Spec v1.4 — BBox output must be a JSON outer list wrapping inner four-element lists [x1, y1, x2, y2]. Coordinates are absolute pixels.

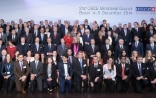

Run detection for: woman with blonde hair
[[142, 50, 155, 67], [130, 50, 138, 64]]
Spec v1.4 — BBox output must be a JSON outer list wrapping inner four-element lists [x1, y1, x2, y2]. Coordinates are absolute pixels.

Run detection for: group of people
[[0, 18, 156, 94]]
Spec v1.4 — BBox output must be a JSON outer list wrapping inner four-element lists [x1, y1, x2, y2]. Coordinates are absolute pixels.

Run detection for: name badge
[[97, 69, 101, 71], [23, 66, 26, 68], [7, 72, 10, 74]]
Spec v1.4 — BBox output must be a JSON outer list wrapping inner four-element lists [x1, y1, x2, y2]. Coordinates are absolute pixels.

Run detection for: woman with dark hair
[[103, 57, 116, 93], [43, 56, 57, 93], [117, 49, 130, 64], [24, 50, 34, 64], [103, 49, 113, 64], [1, 54, 14, 93]]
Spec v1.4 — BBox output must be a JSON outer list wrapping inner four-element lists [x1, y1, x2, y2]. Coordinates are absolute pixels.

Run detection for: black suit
[[132, 63, 148, 92], [131, 42, 144, 56], [114, 45, 127, 60], [146, 30, 156, 44], [43, 64, 57, 90], [44, 44, 56, 56], [31, 43, 43, 54], [146, 43, 156, 56], [120, 29, 132, 46], [131, 28, 142, 42], [51, 32, 61, 45], [87, 45, 99, 59], [39, 33, 47, 45], [23, 33, 33, 45], [116, 63, 131, 92], [73, 58, 88, 92], [17, 43, 30, 56], [147, 65, 156, 91], [89, 64, 103, 92], [8, 34, 19, 45], [101, 44, 113, 58]]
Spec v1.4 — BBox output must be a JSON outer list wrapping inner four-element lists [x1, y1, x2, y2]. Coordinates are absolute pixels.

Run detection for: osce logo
[[136, 7, 155, 11]]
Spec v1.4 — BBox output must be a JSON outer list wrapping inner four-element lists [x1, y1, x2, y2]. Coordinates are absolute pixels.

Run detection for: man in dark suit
[[114, 39, 127, 61], [38, 21, 45, 30], [105, 23, 112, 32], [73, 51, 88, 93], [17, 37, 30, 56], [57, 19, 65, 38], [116, 56, 131, 93], [0, 27, 7, 46], [67, 49, 76, 66], [0, 39, 6, 57], [31, 37, 43, 55], [39, 27, 47, 45], [8, 29, 19, 45], [31, 25, 40, 42], [116, 23, 123, 35], [57, 38, 68, 59], [112, 31, 122, 48], [14, 54, 30, 94], [51, 26, 61, 46], [44, 38, 56, 56], [146, 25, 155, 44], [89, 56, 103, 93], [101, 39, 113, 58], [87, 39, 99, 61], [147, 60, 156, 92], [30, 53, 43, 93], [131, 36, 144, 56], [83, 19, 91, 31], [131, 55, 148, 93], [131, 22, 142, 42], [58, 54, 73, 93], [146, 37, 156, 57], [23, 27, 33, 45]]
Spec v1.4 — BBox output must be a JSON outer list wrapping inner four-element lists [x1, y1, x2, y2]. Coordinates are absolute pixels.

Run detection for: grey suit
[[1, 33, 7, 46], [30, 60, 43, 91], [57, 44, 68, 57]]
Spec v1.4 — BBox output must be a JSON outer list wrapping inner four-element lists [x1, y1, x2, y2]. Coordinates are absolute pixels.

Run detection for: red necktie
[[122, 64, 125, 77]]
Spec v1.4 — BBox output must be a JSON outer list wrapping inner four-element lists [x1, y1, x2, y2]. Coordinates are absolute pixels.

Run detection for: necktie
[[62, 45, 64, 50], [35, 61, 38, 69], [79, 59, 82, 68], [36, 44, 38, 51], [122, 64, 125, 77], [48, 44, 51, 51], [138, 64, 142, 76], [20, 62, 23, 71]]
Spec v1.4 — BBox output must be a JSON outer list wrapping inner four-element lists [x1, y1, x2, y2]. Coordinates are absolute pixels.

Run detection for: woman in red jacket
[[64, 32, 73, 48], [6, 40, 16, 59]]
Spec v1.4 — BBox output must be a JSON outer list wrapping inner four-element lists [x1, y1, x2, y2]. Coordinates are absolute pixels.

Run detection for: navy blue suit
[[44, 44, 56, 55], [58, 62, 73, 93], [131, 42, 144, 56], [31, 43, 43, 54], [146, 43, 156, 55], [17, 43, 30, 56]]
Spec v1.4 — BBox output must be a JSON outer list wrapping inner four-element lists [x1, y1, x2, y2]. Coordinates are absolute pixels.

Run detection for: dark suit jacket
[[87, 45, 99, 57], [89, 64, 103, 82], [146, 43, 156, 55], [23, 33, 33, 44], [146, 30, 156, 43], [132, 62, 148, 79], [44, 44, 56, 55], [131, 42, 144, 56], [116, 63, 131, 80], [82, 34, 94, 45], [114, 45, 127, 60], [1, 62, 14, 80], [147, 66, 156, 81], [57, 44, 68, 57], [0, 45, 6, 57], [30, 61, 43, 78], [8, 34, 19, 45], [14, 60, 30, 80], [100, 44, 113, 57], [58, 62, 73, 81], [112, 35, 122, 48], [73, 59, 88, 82], [131, 28, 142, 42], [120, 29, 132, 45], [51, 32, 61, 45], [31, 43, 43, 54], [17, 43, 30, 56], [39, 33, 47, 45], [43, 64, 57, 80]]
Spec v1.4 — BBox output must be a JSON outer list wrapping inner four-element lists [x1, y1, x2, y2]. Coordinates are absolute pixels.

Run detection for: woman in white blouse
[[103, 57, 116, 93]]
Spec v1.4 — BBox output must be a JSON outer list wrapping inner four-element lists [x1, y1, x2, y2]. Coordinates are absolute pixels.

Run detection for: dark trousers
[[116, 78, 129, 92], [104, 79, 115, 93], [0, 75, 3, 90], [59, 79, 72, 93], [90, 82, 102, 93], [74, 79, 88, 93], [43, 79, 56, 90], [29, 78, 42, 92], [3, 79, 14, 92], [134, 79, 148, 92]]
